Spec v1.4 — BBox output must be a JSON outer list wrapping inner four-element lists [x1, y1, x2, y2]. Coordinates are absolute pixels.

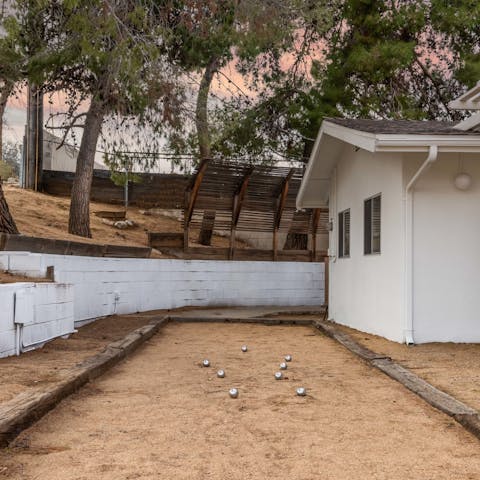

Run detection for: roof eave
[[375, 134, 480, 152]]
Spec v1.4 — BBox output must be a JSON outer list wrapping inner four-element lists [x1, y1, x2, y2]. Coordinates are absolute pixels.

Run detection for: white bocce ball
[[241, 345, 248, 352], [229, 388, 239, 398], [202, 359, 210, 367], [284, 355, 292, 362], [296, 387, 307, 396], [274, 371, 283, 380], [217, 369, 225, 378], [279, 362, 287, 370]]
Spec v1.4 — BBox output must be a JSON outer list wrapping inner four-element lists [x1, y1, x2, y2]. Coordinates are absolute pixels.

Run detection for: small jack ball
[[241, 345, 248, 352], [217, 369, 225, 378], [296, 387, 307, 396], [275, 371, 283, 380], [285, 355, 292, 362], [202, 359, 210, 367], [279, 362, 287, 370], [229, 388, 239, 398]]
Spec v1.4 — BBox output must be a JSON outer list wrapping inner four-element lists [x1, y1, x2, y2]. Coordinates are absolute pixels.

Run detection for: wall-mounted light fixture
[[454, 172, 472, 191]]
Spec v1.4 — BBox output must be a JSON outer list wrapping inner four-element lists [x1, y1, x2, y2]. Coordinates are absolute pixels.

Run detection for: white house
[[43, 130, 106, 172], [297, 83, 480, 344]]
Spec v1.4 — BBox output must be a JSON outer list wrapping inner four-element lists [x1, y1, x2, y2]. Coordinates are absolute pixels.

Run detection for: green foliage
[[214, 0, 480, 162], [1, 141, 21, 177], [0, 161, 12, 180], [104, 152, 142, 187]]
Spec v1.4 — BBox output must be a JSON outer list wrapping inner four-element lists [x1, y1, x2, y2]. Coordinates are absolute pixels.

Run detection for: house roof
[[325, 118, 480, 136], [296, 117, 480, 209]]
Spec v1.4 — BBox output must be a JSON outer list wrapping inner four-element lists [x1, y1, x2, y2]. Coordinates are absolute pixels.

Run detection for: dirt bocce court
[[1, 321, 479, 480]]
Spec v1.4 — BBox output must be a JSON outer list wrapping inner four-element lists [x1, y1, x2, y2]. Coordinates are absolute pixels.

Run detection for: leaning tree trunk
[[0, 181, 19, 234], [196, 55, 219, 246], [68, 98, 105, 237]]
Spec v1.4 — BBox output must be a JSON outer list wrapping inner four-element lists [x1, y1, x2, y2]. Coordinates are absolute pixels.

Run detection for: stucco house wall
[[409, 153, 480, 342], [329, 148, 405, 342]]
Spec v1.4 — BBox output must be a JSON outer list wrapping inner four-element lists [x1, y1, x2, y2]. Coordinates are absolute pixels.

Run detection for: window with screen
[[364, 194, 381, 254], [338, 209, 350, 258]]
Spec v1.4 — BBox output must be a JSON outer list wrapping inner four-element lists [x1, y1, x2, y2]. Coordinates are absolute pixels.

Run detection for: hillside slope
[[3, 185, 234, 257]]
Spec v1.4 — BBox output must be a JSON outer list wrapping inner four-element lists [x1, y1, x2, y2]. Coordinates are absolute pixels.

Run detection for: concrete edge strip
[[312, 319, 480, 441], [0, 315, 169, 448]]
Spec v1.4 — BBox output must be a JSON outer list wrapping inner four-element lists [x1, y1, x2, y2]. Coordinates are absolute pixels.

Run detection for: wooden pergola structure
[[177, 159, 328, 261]]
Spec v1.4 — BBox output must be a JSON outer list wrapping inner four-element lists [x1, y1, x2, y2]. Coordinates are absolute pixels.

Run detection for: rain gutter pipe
[[404, 145, 438, 345]]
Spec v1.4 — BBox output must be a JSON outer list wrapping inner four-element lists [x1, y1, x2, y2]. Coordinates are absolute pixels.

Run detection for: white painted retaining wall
[[0, 282, 74, 358], [0, 251, 324, 325]]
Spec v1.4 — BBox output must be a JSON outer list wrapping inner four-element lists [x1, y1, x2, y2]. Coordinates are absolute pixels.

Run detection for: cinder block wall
[[0, 282, 74, 358], [0, 252, 324, 357], [0, 252, 324, 323]]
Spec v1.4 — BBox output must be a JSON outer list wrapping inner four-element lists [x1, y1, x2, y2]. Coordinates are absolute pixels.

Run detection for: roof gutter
[[404, 145, 438, 345]]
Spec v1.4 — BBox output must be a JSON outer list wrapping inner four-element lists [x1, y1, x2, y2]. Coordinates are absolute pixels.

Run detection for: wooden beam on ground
[[230, 167, 254, 259], [273, 168, 295, 261]]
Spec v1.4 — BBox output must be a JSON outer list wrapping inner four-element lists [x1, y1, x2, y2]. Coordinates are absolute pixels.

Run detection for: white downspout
[[328, 167, 337, 316], [404, 145, 438, 345]]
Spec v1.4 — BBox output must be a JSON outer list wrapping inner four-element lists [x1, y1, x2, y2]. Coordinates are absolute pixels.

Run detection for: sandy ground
[[0, 311, 168, 404], [334, 322, 480, 413], [1, 322, 479, 479], [0, 271, 51, 283], [3, 185, 240, 257]]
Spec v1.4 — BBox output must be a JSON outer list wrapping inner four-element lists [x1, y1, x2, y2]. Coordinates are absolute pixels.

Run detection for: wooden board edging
[[0, 316, 168, 448], [312, 319, 480, 441]]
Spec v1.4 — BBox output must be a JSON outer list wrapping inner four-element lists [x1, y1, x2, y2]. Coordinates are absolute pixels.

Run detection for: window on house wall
[[364, 194, 381, 254], [338, 209, 350, 258]]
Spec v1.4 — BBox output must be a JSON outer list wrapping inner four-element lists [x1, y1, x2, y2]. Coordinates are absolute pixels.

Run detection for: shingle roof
[[325, 118, 480, 136]]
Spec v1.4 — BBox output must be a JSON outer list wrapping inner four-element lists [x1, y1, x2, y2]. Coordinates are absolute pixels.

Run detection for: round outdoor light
[[284, 355, 292, 362], [202, 359, 210, 367], [217, 369, 225, 378], [275, 371, 283, 380], [279, 362, 287, 370], [454, 172, 472, 191], [241, 345, 248, 352], [229, 388, 239, 398], [296, 387, 307, 396]]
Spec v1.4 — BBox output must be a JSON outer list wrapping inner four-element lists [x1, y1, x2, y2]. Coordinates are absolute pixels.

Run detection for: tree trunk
[[0, 82, 13, 163], [196, 55, 219, 159], [284, 210, 309, 250], [0, 180, 19, 234], [195, 56, 219, 246], [197, 210, 215, 245], [68, 98, 105, 237], [284, 232, 308, 250]]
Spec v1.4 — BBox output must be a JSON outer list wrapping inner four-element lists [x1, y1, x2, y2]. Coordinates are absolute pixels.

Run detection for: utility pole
[[24, 83, 43, 190]]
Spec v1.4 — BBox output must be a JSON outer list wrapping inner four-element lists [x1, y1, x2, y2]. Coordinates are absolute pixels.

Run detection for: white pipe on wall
[[404, 145, 438, 344]]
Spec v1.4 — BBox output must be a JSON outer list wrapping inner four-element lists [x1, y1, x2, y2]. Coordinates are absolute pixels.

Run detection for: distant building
[[43, 130, 106, 172]]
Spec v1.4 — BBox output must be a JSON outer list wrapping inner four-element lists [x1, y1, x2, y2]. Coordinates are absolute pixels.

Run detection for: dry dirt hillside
[[2, 185, 234, 258]]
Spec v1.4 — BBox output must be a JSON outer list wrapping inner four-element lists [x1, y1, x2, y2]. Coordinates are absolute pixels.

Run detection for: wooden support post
[[324, 255, 329, 307], [229, 167, 253, 260], [273, 168, 295, 262], [272, 229, 278, 261], [183, 190, 190, 251], [311, 208, 321, 262], [184, 159, 209, 251]]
